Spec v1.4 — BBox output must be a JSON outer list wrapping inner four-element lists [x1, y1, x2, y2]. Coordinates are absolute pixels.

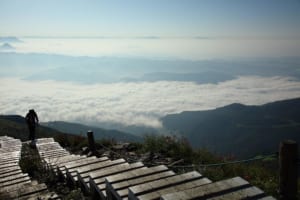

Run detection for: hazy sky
[[1, 0, 300, 38]]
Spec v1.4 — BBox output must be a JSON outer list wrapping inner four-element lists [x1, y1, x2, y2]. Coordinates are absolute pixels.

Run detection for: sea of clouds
[[1, 76, 300, 128]]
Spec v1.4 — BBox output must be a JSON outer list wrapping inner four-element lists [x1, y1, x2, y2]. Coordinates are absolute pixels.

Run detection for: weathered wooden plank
[[0, 175, 31, 188], [35, 138, 55, 144], [0, 141, 21, 146], [128, 171, 203, 200], [17, 191, 61, 200], [258, 196, 277, 200], [89, 162, 145, 199], [0, 143, 21, 148], [0, 162, 19, 170], [0, 147, 22, 153], [206, 186, 267, 200], [0, 151, 21, 158], [47, 155, 87, 173], [107, 170, 176, 200], [0, 173, 30, 184], [0, 181, 34, 193], [59, 156, 106, 172], [67, 159, 126, 184], [160, 177, 251, 200], [0, 159, 19, 165], [0, 159, 20, 165], [76, 159, 126, 183], [46, 155, 84, 166], [40, 151, 70, 158], [58, 156, 108, 179], [38, 148, 68, 155], [39, 150, 70, 158], [0, 166, 21, 175], [0, 181, 31, 194], [77, 160, 131, 194], [39, 149, 69, 156], [0, 152, 20, 157], [0, 183, 47, 199], [0, 169, 22, 179], [37, 144, 62, 152], [39, 153, 70, 161], [136, 177, 212, 200], [107, 165, 169, 184], [67, 159, 125, 185]]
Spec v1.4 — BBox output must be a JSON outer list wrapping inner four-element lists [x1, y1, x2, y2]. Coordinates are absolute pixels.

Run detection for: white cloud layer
[[0, 76, 300, 128]]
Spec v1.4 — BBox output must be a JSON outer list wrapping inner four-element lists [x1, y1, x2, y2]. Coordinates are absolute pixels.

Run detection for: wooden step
[[0, 173, 30, 184], [17, 191, 61, 200], [0, 162, 19, 170], [205, 186, 274, 200], [35, 138, 55, 144], [67, 159, 126, 185], [0, 166, 22, 175], [77, 160, 132, 193], [58, 156, 108, 178], [0, 183, 47, 199], [0, 169, 23, 179], [89, 162, 144, 199], [75, 159, 127, 187], [46, 155, 84, 166], [0, 175, 31, 188], [128, 171, 208, 200], [105, 166, 175, 200], [160, 177, 252, 200]]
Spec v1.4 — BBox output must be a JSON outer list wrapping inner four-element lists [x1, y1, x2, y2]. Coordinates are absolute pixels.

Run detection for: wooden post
[[87, 130, 96, 155], [279, 140, 298, 200]]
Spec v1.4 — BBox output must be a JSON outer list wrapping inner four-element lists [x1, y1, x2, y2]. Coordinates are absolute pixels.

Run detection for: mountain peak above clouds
[[0, 36, 22, 43], [0, 43, 15, 50]]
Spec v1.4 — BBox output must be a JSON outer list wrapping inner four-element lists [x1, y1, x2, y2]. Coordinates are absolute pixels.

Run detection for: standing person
[[25, 109, 39, 143]]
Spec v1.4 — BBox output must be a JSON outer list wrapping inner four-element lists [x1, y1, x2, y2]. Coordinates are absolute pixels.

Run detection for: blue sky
[[1, 0, 300, 37]]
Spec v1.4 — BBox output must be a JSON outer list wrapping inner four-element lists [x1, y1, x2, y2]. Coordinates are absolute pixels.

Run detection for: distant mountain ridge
[[162, 98, 300, 158], [0, 43, 15, 51], [42, 121, 141, 142], [0, 115, 141, 142], [0, 115, 66, 141], [0, 36, 22, 43], [1, 52, 300, 84]]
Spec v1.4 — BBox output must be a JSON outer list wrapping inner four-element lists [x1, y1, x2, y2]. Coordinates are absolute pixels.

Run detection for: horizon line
[[1, 35, 300, 40]]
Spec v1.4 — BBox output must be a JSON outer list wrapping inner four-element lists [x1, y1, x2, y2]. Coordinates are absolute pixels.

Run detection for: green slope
[[0, 115, 66, 141], [42, 121, 141, 142], [0, 115, 141, 142]]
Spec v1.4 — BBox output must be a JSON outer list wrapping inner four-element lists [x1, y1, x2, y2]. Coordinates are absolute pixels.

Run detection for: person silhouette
[[25, 109, 39, 143]]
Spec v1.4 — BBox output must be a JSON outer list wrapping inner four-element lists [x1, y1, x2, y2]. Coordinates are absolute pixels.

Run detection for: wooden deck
[[0, 136, 276, 200], [0, 136, 60, 200]]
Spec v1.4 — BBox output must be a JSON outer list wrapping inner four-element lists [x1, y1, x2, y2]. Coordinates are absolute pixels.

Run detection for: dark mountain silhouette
[[42, 121, 141, 142], [162, 98, 300, 158], [0, 36, 22, 43], [0, 115, 66, 141], [0, 115, 141, 142], [0, 43, 15, 50]]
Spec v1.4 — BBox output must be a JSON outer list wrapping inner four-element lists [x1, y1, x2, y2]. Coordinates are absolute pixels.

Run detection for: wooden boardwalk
[[33, 137, 276, 200], [0, 136, 60, 200]]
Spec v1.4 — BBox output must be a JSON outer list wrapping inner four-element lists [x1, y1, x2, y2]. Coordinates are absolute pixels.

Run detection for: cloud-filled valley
[[0, 39, 300, 133], [1, 76, 300, 130]]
